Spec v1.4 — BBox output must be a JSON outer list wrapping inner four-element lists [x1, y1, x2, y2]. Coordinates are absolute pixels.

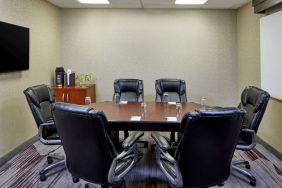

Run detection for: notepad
[[168, 102, 176, 105], [119, 101, 128, 104], [166, 117, 177, 121], [130, 116, 141, 121]]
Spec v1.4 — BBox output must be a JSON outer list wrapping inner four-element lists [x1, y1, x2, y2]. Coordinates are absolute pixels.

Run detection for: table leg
[[170, 131, 176, 142], [109, 130, 120, 146]]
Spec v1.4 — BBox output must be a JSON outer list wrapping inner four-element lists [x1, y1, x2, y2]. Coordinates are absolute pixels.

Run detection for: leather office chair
[[152, 107, 245, 188], [155, 79, 187, 103], [113, 79, 148, 147], [23, 85, 65, 181], [52, 102, 144, 188], [232, 86, 270, 186], [155, 79, 187, 142], [113, 79, 144, 103]]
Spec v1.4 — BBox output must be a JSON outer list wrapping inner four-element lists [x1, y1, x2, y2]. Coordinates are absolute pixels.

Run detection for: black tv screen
[[0, 21, 29, 73]]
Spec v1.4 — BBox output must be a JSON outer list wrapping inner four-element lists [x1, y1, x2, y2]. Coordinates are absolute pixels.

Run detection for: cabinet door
[[67, 89, 86, 105], [85, 85, 96, 103], [53, 88, 67, 102]]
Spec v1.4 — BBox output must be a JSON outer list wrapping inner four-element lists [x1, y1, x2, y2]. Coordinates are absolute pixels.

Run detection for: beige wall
[[2, 0, 280, 159], [0, 0, 61, 157], [237, 3, 282, 153], [61, 9, 238, 106]]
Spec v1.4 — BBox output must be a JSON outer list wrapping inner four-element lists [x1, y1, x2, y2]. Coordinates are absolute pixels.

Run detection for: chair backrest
[[23, 84, 55, 127], [175, 107, 245, 187], [52, 103, 117, 185], [113, 79, 144, 102], [155, 79, 187, 102], [239, 86, 270, 133]]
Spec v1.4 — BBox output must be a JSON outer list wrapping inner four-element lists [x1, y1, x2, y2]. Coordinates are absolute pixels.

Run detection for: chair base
[[85, 179, 125, 188], [232, 163, 256, 186], [73, 176, 80, 183], [39, 159, 65, 181], [233, 160, 251, 169]]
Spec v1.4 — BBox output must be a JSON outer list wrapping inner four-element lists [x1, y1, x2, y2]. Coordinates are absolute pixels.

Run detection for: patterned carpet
[[0, 133, 281, 188]]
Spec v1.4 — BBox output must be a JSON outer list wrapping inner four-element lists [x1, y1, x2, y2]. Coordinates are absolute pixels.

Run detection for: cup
[[113, 93, 120, 104], [200, 96, 206, 110], [176, 103, 182, 118], [85, 96, 92, 105], [141, 102, 147, 118], [163, 93, 169, 103]]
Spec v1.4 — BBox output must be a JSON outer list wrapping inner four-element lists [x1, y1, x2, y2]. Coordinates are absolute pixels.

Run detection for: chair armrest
[[116, 131, 144, 160], [152, 133, 183, 187], [40, 121, 55, 126], [108, 132, 143, 184], [236, 128, 256, 150], [160, 150, 176, 164], [151, 132, 170, 150], [159, 154, 183, 187], [122, 131, 144, 149], [38, 122, 61, 145]]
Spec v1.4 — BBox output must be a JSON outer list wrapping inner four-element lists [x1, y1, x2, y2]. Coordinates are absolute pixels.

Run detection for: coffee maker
[[55, 67, 65, 87]]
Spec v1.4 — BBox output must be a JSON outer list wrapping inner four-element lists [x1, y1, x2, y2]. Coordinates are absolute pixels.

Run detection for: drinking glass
[[176, 103, 182, 118], [163, 93, 169, 103], [113, 93, 120, 104], [200, 96, 206, 110], [85, 96, 92, 105], [163, 94, 169, 117], [140, 102, 147, 118]]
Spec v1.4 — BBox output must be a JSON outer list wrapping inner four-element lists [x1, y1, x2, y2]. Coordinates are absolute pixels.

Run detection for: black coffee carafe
[[55, 67, 65, 87]]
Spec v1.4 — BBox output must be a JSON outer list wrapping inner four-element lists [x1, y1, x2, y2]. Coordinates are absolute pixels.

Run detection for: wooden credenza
[[52, 84, 96, 105]]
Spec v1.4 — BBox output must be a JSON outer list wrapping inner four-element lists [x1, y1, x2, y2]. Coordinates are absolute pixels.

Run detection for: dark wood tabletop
[[90, 101, 200, 132]]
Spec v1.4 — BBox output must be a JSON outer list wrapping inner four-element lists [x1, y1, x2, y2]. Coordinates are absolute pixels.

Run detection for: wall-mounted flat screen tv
[[0, 21, 29, 73]]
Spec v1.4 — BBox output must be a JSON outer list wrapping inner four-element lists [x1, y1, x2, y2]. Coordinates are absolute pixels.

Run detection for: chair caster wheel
[[47, 158, 53, 164], [218, 183, 224, 187], [72, 176, 79, 183], [40, 174, 47, 181], [47, 156, 53, 164], [250, 180, 256, 186], [246, 164, 251, 169]]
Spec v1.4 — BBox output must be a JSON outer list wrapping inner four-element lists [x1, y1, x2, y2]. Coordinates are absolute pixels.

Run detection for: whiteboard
[[260, 10, 282, 100]]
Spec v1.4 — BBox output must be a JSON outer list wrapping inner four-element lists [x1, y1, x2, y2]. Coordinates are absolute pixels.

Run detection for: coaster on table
[[166, 117, 177, 122], [131, 116, 141, 121], [119, 101, 128, 104], [168, 102, 176, 105]]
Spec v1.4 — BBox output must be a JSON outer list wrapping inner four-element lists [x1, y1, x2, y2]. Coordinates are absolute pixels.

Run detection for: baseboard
[[0, 135, 38, 167], [257, 136, 282, 160]]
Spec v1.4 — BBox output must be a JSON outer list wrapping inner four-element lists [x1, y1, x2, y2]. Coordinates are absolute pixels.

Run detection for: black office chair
[[23, 85, 65, 181], [152, 107, 245, 188], [155, 79, 187, 103], [113, 79, 148, 148], [113, 79, 144, 103], [52, 102, 144, 188], [232, 86, 270, 186], [155, 79, 187, 142]]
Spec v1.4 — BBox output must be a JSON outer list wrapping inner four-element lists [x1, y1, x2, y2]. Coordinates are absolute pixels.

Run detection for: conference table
[[90, 101, 201, 132]]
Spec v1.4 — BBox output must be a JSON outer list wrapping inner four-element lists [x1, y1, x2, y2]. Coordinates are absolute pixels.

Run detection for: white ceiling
[[47, 0, 251, 9]]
